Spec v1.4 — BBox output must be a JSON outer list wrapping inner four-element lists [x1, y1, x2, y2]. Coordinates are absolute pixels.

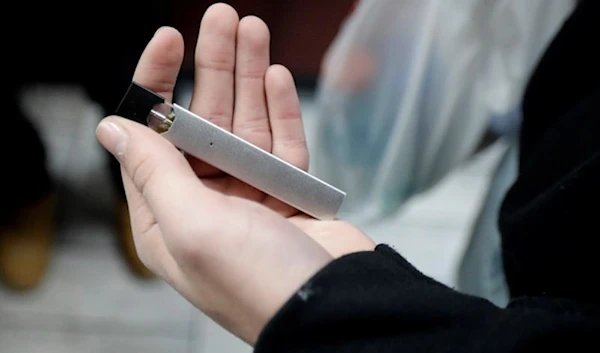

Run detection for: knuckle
[[235, 118, 271, 135], [129, 153, 160, 198], [198, 55, 235, 73], [145, 68, 176, 96], [277, 111, 302, 121], [277, 136, 308, 151], [203, 111, 232, 128], [236, 68, 265, 80]]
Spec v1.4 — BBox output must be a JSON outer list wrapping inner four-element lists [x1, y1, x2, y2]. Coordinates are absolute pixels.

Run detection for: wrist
[[248, 249, 333, 344]]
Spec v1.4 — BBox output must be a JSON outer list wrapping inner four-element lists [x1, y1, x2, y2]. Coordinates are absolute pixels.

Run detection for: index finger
[[132, 26, 184, 102]]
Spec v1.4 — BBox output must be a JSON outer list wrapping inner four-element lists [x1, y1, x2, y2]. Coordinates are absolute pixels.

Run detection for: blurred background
[[0, 0, 573, 352]]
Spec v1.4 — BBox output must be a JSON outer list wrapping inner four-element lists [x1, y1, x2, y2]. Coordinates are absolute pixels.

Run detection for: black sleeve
[[254, 245, 599, 353]]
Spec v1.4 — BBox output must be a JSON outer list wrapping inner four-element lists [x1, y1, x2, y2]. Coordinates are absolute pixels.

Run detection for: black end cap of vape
[[115, 81, 166, 125]]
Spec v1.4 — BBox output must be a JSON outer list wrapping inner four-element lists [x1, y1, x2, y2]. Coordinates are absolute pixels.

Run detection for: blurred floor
[[0, 83, 506, 352]]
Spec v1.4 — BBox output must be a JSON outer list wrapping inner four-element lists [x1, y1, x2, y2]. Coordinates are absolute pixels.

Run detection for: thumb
[[96, 116, 220, 230]]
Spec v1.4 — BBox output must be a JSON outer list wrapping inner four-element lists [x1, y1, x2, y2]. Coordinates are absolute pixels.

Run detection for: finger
[[262, 65, 308, 215], [96, 116, 227, 241], [265, 65, 308, 169], [187, 3, 239, 176], [232, 16, 271, 152], [189, 2, 238, 128], [120, 171, 177, 280], [104, 26, 185, 280], [132, 26, 184, 101]]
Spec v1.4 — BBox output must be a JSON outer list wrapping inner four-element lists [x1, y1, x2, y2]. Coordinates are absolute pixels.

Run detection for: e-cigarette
[[115, 81, 345, 220]]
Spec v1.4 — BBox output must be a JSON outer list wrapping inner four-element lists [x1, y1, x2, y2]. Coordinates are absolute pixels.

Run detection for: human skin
[[96, 3, 375, 345]]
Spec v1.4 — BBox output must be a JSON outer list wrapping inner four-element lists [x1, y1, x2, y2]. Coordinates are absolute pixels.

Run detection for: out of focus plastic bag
[[311, 0, 574, 223]]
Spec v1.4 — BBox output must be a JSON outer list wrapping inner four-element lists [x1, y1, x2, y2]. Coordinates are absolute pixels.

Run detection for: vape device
[[115, 81, 346, 220]]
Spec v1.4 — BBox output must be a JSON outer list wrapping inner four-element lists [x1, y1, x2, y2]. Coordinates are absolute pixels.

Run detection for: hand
[[96, 3, 375, 345]]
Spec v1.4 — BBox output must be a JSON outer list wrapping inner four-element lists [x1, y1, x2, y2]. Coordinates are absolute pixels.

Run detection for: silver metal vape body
[[116, 82, 346, 220], [161, 104, 345, 220]]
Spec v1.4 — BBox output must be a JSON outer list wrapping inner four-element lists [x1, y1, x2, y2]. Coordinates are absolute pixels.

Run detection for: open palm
[[136, 4, 373, 257]]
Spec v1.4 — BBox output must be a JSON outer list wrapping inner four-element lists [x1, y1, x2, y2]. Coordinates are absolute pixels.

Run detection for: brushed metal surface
[[161, 104, 345, 220]]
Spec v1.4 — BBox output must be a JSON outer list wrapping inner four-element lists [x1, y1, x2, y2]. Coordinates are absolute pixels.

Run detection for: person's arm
[[255, 244, 598, 353], [95, 2, 599, 349]]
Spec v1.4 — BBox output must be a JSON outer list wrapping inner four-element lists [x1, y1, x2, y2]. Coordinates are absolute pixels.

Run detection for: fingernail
[[96, 118, 128, 161], [154, 26, 168, 36]]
